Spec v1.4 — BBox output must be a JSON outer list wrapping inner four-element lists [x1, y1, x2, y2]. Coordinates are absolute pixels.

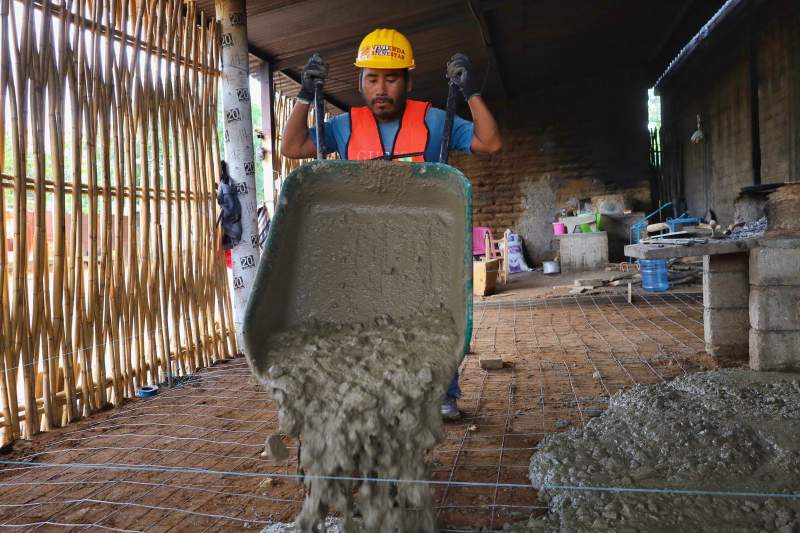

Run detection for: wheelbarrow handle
[[439, 80, 460, 164], [313, 79, 325, 161]]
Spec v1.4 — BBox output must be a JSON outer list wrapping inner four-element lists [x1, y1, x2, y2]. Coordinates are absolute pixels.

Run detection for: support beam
[[272, 42, 355, 71], [748, 21, 762, 185], [275, 67, 351, 112], [217, 0, 260, 352], [259, 61, 278, 218], [271, 6, 464, 72], [788, 6, 800, 181], [479, 0, 511, 12], [467, 0, 508, 98], [647, 0, 695, 66], [249, 44, 350, 111]]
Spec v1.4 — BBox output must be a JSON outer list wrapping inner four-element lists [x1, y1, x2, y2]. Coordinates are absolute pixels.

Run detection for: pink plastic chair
[[472, 226, 492, 258]]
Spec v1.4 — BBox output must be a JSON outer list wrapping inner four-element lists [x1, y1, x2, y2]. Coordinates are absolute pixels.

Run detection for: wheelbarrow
[[242, 78, 473, 377]]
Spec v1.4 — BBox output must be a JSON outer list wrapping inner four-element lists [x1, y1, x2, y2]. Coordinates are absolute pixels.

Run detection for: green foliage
[[648, 88, 661, 131]]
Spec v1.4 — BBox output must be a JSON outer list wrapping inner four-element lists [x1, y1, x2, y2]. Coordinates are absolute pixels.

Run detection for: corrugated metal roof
[[196, 0, 724, 109]]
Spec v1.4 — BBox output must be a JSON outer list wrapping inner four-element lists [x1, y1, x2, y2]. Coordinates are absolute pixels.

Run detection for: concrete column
[[217, 0, 259, 352], [749, 184, 800, 370], [703, 252, 749, 363], [749, 237, 800, 370], [557, 232, 609, 272]]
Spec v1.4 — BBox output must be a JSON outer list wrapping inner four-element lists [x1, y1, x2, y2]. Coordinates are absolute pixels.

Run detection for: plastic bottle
[[639, 259, 670, 292]]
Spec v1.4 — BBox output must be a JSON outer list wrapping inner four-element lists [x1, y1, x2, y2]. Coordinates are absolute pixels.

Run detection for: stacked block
[[703, 252, 750, 363], [749, 237, 800, 370]]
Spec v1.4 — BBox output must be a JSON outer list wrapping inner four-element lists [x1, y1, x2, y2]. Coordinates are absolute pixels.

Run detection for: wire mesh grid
[[0, 291, 707, 531]]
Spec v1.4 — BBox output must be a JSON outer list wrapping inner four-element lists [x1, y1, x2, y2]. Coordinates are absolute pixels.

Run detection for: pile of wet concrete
[[519, 369, 800, 532]]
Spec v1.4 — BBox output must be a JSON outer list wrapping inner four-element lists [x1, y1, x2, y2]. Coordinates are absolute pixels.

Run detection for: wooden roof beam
[[271, 3, 468, 72], [468, 0, 509, 98], [249, 44, 351, 111]]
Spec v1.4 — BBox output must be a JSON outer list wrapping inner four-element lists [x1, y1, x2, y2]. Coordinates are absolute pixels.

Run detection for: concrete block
[[479, 357, 504, 370], [703, 252, 749, 274], [704, 308, 749, 347], [750, 243, 800, 286], [558, 232, 609, 272], [749, 286, 800, 331], [749, 329, 800, 371], [703, 271, 749, 309]]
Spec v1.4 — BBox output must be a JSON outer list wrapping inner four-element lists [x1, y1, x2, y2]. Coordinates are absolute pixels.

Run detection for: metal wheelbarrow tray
[[243, 160, 473, 376]]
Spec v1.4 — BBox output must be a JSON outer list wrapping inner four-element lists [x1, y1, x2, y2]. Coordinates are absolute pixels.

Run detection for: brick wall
[[660, 0, 800, 225], [450, 69, 651, 264]]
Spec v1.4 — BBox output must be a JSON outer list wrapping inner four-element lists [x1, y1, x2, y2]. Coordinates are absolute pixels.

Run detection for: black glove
[[297, 53, 328, 104], [446, 53, 480, 100]]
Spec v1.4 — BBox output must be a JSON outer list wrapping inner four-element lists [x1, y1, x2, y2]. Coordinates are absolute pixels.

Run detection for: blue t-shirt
[[309, 106, 474, 162]]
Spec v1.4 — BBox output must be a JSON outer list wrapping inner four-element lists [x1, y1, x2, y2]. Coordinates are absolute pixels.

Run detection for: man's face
[[360, 68, 409, 121]]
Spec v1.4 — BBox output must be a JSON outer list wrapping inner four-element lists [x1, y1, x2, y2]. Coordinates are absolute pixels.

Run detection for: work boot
[[440, 396, 461, 421]]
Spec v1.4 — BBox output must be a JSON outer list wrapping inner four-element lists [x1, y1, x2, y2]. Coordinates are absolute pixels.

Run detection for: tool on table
[[629, 202, 673, 247], [639, 238, 708, 246], [664, 212, 703, 234]]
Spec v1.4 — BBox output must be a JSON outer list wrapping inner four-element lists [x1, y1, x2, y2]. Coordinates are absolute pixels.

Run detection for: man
[[281, 28, 502, 420]]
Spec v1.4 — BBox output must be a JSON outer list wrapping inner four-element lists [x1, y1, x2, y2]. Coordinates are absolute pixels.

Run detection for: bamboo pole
[[0, 0, 18, 444], [10, 0, 40, 438], [162, 0, 180, 378], [107, 0, 126, 405], [46, 0, 72, 425]]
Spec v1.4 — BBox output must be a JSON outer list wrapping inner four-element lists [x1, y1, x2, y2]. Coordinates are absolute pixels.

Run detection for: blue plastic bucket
[[639, 259, 670, 292]]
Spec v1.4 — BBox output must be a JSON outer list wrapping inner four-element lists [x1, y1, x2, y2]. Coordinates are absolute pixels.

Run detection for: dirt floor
[[481, 268, 625, 301], [0, 273, 713, 531]]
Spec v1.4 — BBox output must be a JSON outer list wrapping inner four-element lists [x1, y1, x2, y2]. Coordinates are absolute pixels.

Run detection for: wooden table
[[624, 237, 758, 260], [626, 237, 760, 365]]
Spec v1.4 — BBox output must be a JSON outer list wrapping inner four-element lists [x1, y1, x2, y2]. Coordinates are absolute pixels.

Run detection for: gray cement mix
[[243, 162, 470, 371], [252, 309, 460, 533], [521, 369, 800, 532], [262, 517, 344, 533]]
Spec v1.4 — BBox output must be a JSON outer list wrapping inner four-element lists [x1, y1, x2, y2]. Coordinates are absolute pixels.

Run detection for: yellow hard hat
[[354, 28, 415, 70]]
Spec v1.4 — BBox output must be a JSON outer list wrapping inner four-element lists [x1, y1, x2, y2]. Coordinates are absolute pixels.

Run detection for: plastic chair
[[472, 226, 492, 258]]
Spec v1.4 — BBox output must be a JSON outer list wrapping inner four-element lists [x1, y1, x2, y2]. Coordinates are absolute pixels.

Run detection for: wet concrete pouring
[[2, 288, 773, 532], [250, 309, 461, 532]]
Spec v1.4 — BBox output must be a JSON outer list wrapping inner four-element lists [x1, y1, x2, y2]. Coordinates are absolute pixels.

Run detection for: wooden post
[[259, 61, 277, 219], [216, 0, 260, 353], [789, 8, 800, 181]]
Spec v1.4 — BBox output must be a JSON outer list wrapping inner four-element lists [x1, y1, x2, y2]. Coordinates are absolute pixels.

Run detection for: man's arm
[[446, 53, 502, 155], [467, 95, 502, 154], [281, 102, 317, 159], [281, 53, 328, 160]]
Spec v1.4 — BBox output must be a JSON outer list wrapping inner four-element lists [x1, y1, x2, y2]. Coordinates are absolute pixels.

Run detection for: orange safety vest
[[347, 99, 431, 162]]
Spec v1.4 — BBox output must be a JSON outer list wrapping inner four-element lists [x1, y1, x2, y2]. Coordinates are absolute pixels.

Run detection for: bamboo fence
[[0, 0, 236, 444]]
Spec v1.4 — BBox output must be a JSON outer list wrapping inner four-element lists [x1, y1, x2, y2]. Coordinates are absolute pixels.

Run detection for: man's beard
[[369, 95, 406, 121]]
